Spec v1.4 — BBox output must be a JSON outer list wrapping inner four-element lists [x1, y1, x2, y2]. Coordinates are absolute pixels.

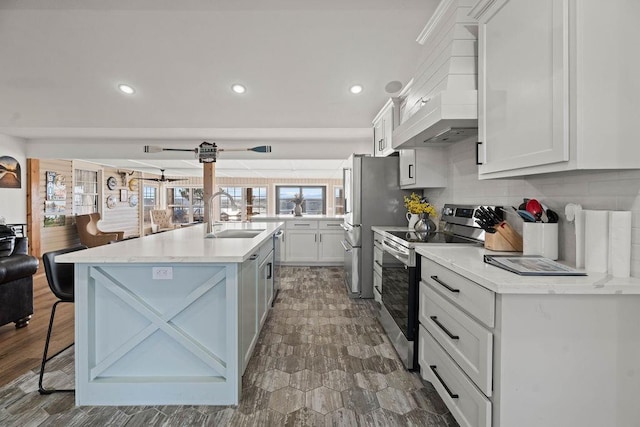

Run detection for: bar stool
[[38, 245, 87, 394]]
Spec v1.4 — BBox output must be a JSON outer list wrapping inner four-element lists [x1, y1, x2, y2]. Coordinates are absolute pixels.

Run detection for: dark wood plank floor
[[0, 267, 74, 387]]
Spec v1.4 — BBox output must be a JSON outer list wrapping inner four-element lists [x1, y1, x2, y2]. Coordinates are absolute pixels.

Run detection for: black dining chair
[[38, 245, 87, 395]]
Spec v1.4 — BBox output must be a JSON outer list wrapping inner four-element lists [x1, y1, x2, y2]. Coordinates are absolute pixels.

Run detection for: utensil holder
[[523, 222, 558, 260], [485, 221, 523, 252]]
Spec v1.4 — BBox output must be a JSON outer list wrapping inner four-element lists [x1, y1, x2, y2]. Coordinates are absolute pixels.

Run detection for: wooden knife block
[[484, 221, 523, 252]]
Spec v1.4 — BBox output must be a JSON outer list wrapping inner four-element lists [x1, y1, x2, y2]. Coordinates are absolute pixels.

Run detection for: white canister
[[522, 222, 559, 260]]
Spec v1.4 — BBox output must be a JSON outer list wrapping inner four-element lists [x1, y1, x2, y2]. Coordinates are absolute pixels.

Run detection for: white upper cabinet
[[472, 0, 640, 178], [399, 148, 448, 189], [372, 99, 395, 157]]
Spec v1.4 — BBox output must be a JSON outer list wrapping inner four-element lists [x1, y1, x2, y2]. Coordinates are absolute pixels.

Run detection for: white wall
[[424, 142, 640, 276], [0, 133, 27, 223]]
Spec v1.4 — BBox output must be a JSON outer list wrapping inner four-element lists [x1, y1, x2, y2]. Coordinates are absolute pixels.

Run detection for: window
[[74, 169, 98, 215], [334, 186, 344, 215], [167, 187, 204, 224], [219, 186, 267, 220], [142, 186, 157, 224], [276, 186, 326, 215]]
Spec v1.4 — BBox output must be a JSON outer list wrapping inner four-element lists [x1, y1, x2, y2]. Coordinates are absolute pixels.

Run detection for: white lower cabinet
[[420, 283, 493, 396], [419, 254, 640, 427], [240, 240, 275, 375], [318, 231, 343, 262], [239, 253, 258, 374], [283, 220, 343, 264], [285, 230, 318, 262], [258, 250, 274, 328], [419, 328, 491, 427]]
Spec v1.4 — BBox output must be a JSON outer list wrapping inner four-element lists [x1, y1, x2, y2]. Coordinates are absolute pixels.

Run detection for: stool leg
[[38, 300, 74, 394]]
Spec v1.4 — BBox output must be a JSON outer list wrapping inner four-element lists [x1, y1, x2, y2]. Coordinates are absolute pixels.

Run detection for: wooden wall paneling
[[100, 167, 141, 237], [38, 159, 78, 254]]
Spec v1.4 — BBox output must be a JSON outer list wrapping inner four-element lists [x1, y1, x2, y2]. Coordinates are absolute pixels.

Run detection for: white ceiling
[[0, 0, 439, 177]]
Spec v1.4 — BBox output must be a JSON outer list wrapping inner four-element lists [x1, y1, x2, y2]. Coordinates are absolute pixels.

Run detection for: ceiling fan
[[140, 169, 188, 183], [144, 141, 271, 163]]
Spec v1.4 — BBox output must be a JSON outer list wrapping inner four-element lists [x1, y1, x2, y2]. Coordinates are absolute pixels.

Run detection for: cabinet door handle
[[315, 234, 317, 242], [430, 316, 459, 340], [430, 275, 460, 293], [374, 260, 383, 268], [319, 234, 322, 242], [249, 253, 259, 260], [374, 285, 382, 295], [430, 365, 459, 399], [267, 262, 272, 279], [408, 164, 414, 179], [476, 141, 483, 165]]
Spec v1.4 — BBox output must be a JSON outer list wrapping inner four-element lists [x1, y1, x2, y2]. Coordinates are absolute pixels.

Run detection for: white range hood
[[392, 0, 478, 148]]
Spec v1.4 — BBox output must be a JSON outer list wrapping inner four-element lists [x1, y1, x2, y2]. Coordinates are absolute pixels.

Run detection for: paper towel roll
[[575, 208, 585, 268], [584, 210, 609, 273], [608, 211, 631, 278]]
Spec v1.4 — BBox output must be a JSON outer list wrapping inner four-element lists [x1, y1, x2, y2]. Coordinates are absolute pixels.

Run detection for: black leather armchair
[[0, 237, 39, 328]]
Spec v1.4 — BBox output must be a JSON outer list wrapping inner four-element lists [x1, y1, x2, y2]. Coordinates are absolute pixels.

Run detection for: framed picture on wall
[[0, 156, 21, 189], [120, 189, 128, 202]]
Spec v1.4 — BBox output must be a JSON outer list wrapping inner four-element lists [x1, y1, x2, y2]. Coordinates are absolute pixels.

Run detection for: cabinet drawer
[[373, 273, 382, 303], [286, 220, 318, 230], [421, 258, 495, 328], [419, 326, 491, 427], [373, 270, 382, 299], [319, 220, 343, 230], [420, 282, 493, 396], [373, 232, 384, 247], [373, 246, 383, 276]]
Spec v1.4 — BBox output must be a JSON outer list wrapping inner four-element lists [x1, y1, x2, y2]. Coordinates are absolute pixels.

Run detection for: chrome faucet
[[206, 191, 240, 235]]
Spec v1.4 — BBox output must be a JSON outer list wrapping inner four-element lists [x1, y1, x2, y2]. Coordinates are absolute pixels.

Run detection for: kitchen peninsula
[[56, 222, 282, 406]]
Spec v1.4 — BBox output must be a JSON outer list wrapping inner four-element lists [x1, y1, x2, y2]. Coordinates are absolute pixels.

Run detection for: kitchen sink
[[206, 229, 264, 239]]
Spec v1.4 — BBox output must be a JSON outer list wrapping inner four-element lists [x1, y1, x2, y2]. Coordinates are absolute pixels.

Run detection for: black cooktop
[[387, 230, 478, 244]]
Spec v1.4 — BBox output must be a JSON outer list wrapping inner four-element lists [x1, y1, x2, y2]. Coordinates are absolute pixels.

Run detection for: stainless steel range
[[376, 203, 500, 370]]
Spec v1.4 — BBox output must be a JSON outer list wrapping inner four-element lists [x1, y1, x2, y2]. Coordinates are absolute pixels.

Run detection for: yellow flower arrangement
[[404, 193, 436, 216]]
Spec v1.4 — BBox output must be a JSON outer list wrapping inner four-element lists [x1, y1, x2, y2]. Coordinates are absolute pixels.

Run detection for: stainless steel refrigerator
[[342, 154, 410, 298]]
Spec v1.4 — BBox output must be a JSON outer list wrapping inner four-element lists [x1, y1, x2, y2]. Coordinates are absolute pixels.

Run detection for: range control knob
[[441, 207, 454, 216]]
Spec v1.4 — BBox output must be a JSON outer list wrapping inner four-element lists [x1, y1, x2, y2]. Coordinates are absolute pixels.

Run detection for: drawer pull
[[374, 260, 383, 268], [374, 285, 382, 295], [430, 275, 460, 293], [430, 316, 459, 340], [430, 365, 459, 399]]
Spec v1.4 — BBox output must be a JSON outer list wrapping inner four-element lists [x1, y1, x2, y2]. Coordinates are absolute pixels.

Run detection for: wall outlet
[[152, 267, 173, 280]]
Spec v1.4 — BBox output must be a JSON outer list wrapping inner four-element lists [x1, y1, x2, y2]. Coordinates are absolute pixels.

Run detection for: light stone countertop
[[416, 245, 640, 295], [56, 222, 283, 264], [251, 215, 343, 221]]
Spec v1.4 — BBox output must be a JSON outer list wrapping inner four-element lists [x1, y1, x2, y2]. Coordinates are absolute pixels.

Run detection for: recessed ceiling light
[[231, 84, 246, 94], [349, 85, 363, 94], [118, 84, 135, 95]]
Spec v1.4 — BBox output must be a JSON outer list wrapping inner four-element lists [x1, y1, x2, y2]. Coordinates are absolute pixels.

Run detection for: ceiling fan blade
[[140, 177, 160, 182], [166, 178, 189, 182]]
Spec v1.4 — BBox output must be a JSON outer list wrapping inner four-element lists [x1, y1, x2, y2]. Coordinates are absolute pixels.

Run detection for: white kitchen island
[[56, 222, 282, 406]]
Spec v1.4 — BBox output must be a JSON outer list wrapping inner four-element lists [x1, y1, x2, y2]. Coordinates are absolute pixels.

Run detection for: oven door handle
[[382, 239, 410, 264]]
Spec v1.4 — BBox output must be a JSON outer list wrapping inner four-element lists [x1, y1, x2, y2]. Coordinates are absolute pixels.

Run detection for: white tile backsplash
[[423, 142, 640, 276]]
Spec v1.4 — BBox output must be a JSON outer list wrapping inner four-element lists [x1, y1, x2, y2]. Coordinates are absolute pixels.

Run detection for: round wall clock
[[129, 195, 139, 207], [106, 195, 117, 209], [128, 178, 139, 192], [106, 176, 117, 190]]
